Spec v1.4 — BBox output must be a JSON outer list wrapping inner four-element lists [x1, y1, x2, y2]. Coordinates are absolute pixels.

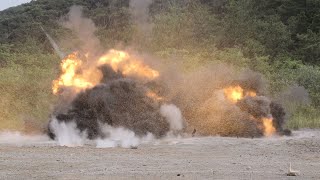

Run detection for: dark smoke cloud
[[232, 70, 267, 95], [237, 96, 271, 119], [270, 102, 286, 133]]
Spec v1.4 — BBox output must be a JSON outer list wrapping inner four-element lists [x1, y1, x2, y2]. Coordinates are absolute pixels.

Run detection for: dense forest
[[0, 0, 319, 130]]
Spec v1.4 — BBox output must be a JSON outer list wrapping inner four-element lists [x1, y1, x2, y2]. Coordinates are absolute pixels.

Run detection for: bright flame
[[223, 86, 258, 104], [52, 53, 97, 94], [262, 117, 276, 137], [98, 49, 159, 80], [223, 86, 244, 103], [53, 50, 159, 95]]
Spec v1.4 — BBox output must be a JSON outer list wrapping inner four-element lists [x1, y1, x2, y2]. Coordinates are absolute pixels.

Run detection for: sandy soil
[[0, 130, 319, 180]]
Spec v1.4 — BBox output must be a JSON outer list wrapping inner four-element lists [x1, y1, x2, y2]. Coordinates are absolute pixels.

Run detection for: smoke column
[[130, 0, 153, 31], [62, 5, 101, 54], [129, 0, 153, 46]]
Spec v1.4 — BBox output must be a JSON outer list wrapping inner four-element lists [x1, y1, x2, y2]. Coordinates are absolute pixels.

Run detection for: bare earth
[[0, 130, 319, 180]]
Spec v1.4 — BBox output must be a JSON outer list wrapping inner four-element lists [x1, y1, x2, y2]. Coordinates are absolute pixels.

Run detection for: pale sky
[[0, 0, 32, 11]]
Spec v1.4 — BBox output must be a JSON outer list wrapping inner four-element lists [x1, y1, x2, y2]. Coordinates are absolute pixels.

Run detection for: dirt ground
[[0, 130, 319, 180]]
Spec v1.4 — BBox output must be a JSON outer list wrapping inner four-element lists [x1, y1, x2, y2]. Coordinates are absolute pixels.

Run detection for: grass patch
[[0, 52, 59, 131], [287, 107, 320, 129]]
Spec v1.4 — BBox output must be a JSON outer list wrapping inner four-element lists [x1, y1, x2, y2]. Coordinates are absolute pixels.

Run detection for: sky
[[0, 0, 32, 11]]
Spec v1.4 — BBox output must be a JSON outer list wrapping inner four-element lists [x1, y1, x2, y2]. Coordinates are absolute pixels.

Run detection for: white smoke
[[97, 125, 139, 148], [49, 106, 185, 149], [0, 131, 50, 146], [160, 104, 185, 131], [96, 125, 154, 148], [49, 118, 87, 147], [49, 118, 156, 148]]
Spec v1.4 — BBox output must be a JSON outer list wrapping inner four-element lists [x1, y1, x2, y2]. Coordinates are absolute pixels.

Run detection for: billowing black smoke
[[47, 65, 171, 140], [231, 73, 291, 136], [236, 95, 291, 136]]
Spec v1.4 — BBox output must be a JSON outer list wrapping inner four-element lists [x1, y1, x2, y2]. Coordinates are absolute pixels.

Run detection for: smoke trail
[[130, 0, 153, 32], [40, 25, 65, 59], [130, 0, 153, 46]]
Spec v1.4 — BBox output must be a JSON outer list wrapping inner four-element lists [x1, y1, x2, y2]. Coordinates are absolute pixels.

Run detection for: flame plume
[[52, 50, 160, 95], [98, 49, 159, 80], [262, 117, 276, 137], [52, 52, 101, 94]]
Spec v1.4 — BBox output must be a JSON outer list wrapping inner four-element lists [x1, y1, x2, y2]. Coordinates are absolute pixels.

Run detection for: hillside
[[0, 0, 319, 130]]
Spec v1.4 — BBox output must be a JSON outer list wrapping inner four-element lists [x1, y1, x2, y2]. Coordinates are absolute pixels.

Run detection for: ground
[[0, 130, 319, 180]]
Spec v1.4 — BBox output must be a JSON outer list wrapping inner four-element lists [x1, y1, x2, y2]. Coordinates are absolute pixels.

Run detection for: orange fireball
[[52, 52, 97, 94], [52, 50, 160, 95], [223, 85, 244, 103], [98, 49, 159, 80]]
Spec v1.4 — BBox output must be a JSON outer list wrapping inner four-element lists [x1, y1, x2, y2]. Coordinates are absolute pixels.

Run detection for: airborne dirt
[[0, 130, 319, 179]]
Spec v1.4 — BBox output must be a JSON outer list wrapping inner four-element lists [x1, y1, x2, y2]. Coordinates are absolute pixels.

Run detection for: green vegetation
[[0, 42, 58, 130], [0, 0, 319, 130]]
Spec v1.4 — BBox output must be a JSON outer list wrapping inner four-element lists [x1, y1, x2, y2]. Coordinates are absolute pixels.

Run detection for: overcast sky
[[0, 0, 32, 11]]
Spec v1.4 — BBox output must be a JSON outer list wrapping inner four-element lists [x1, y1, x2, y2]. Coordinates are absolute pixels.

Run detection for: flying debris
[[40, 25, 65, 59]]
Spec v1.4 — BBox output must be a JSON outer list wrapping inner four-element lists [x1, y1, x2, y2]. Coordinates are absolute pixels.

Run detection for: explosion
[[47, 5, 181, 147], [46, 6, 291, 148], [223, 85, 276, 137], [48, 48, 185, 147]]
